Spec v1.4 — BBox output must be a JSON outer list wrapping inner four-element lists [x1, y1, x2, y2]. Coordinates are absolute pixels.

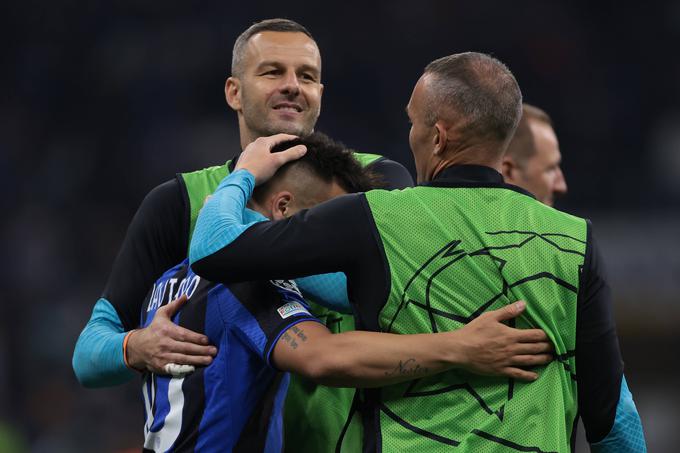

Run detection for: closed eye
[[259, 68, 282, 77]]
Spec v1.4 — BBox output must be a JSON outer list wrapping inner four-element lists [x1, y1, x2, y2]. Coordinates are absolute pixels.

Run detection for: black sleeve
[[367, 158, 414, 189], [576, 221, 624, 443], [102, 178, 189, 330], [192, 193, 377, 285]]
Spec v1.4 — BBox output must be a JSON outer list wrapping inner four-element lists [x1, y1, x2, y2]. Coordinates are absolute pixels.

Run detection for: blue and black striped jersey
[[140, 260, 319, 452]]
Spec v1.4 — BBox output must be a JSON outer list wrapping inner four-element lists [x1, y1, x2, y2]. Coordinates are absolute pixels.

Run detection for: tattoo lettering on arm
[[281, 332, 298, 349], [384, 358, 430, 377], [281, 326, 309, 350], [290, 325, 308, 342]]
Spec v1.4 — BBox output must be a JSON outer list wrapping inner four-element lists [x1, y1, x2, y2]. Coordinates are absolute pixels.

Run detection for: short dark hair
[[252, 132, 380, 205], [231, 19, 316, 76], [423, 52, 523, 149], [505, 104, 554, 165]]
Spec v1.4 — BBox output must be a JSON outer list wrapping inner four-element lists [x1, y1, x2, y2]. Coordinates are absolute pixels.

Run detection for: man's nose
[[279, 70, 301, 95], [554, 167, 568, 195]]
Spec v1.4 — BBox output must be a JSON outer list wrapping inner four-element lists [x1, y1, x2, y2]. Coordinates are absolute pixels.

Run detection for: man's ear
[[271, 191, 293, 221], [225, 77, 242, 111], [433, 122, 448, 156], [501, 156, 518, 183]]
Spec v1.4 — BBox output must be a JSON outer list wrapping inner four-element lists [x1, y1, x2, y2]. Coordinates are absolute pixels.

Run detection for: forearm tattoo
[[384, 358, 430, 377]]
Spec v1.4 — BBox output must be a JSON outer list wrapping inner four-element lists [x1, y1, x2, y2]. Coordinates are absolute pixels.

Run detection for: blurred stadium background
[[2, 1, 678, 451]]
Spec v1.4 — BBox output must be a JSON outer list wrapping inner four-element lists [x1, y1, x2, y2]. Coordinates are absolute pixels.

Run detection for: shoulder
[[178, 162, 234, 234], [351, 152, 414, 189], [510, 192, 589, 237], [368, 158, 414, 190], [131, 178, 187, 226], [225, 279, 314, 329], [144, 178, 185, 205]]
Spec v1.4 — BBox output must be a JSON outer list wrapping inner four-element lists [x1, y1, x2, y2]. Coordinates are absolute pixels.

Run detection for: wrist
[[232, 167, 256, 181], [123, 329, 143, 372], [442, 330, 466, 369]]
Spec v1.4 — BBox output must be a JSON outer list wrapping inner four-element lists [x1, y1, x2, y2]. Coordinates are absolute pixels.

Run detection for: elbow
[[71, 350, 133, 389], [71, 348, 98, 388]]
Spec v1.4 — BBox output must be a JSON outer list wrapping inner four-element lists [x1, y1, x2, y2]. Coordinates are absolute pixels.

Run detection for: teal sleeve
[[295, 273, 351, 313], [189, 169, 264, 264], [190, 169, 352, 312], [72, 298, 135, 388], [590, 375, 647, 453]]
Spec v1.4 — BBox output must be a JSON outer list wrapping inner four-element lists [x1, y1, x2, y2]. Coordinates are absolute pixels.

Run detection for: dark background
[[2, 1, 678, 451]]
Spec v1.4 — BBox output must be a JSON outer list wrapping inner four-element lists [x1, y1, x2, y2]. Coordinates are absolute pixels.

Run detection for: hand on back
[[452, 301, 554, 381], [126, 295, 217, 375]]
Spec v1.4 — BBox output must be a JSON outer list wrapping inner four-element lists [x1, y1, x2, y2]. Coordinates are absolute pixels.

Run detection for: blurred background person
[[502, 104, 567, 206]]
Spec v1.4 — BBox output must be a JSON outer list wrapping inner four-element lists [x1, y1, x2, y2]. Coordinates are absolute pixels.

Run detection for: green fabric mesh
[[363, 185, 587, 453]]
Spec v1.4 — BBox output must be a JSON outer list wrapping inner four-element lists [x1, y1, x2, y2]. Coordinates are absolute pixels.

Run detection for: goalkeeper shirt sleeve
[[590, 376, 646, 453], [72, 298, 134, 387], [102, 178, 189, 330], [577, 222, 646, 451], [73, 179, 189, 387]]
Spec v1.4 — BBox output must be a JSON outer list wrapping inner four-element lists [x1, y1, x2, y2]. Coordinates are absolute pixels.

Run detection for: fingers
[[513, 328, 549, 343], [512, 341, 553, 355], [501, 367, 539, 381], [262, 133, 300, 148], [163, 353, 214, 367], [168, 324, 211, 346], [488, 300, 526, 322], [509, 354, 554, 367], [274, 144, 307, 165], [159, 295, 188, 318], [167, 340, 217, 357]]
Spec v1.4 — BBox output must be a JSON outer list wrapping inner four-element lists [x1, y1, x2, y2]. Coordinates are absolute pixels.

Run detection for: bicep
[[271, 321, 331, 373], [102, 179, 188, 330]]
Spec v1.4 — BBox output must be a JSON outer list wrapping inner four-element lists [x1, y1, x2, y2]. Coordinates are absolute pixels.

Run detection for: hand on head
[[235, 134, 307, 185]]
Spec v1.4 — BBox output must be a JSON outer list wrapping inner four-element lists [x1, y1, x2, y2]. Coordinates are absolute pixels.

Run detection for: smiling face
[[226, 31, 323, 147]]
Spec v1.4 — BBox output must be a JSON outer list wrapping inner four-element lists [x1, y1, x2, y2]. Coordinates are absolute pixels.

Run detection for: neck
[[246, 199, 269, 218], [238, 117, 257, 150], [431, 145, 503, 180]]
